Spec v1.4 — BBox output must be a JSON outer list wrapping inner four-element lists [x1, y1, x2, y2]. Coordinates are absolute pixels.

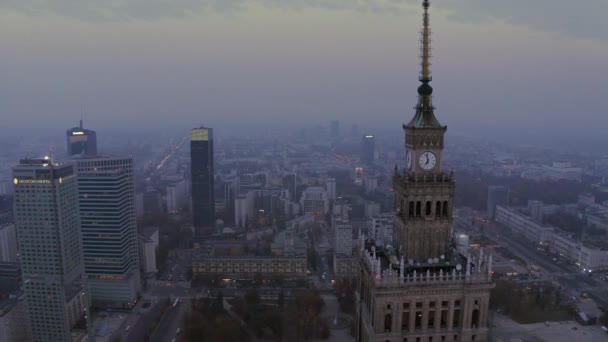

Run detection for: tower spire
[[420, 0, 431, 83], [406, 0, 443, 129]]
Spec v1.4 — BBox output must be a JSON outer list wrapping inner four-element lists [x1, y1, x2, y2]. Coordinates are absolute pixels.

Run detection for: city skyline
[[0, 1, 606, 145]]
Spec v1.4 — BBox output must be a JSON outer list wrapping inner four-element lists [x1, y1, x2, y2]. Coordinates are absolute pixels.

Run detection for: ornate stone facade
[[355, 1, 494, 341]]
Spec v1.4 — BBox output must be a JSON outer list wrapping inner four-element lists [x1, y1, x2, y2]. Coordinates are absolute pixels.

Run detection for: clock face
[[406, 150, 412, 169], [418, 151, 437, 171]]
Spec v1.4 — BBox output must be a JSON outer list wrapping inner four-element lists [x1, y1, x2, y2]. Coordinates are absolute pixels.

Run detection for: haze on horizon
[[0, 0, 606, 146]]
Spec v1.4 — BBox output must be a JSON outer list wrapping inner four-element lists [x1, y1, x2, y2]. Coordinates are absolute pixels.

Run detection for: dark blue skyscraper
[[66, 120, 97, 156], [361, 134, 375, 163], [191, 127, 215, 231]]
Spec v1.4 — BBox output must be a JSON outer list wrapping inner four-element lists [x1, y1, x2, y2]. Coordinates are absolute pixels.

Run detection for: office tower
[[330, 120, 340, 139], [334, 218, 353, 256], [326, 178, 336, 202], [356, 2, 494, 341], [13, 158, 89, 341], [76, 156, 140, 308], [191, 127, 215, 230], [139, 227, 159, 274], [361, 134, 375, 163], [0, 223, 17, 262], [487, 185, 509, 220], [299, 187, 329, 217], [528, 200, 544, 224], [66, 120, 97, 156], [143, 187, 164, 215]]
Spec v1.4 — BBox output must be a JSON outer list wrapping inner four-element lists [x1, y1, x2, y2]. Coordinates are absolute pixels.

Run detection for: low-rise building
[[495, 206, 554, 243]]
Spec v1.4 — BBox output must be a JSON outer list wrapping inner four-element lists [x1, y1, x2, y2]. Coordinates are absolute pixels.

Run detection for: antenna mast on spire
[[420, 0, 432, 82]]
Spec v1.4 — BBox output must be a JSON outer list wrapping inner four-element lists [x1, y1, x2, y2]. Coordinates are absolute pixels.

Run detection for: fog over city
[[1, 1, 608, 342], [1, 0, 607, 148]]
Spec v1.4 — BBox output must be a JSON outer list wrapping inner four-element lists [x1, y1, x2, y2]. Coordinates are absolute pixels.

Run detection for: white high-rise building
[[326, 178, 336, 202], [13, 158, 89, 341], [140, 228, 159, 274], [367, 213, 394, 245], [0, 223, 17, 262], [76, 156, 141, 309], [166, 179, 188, 213], [300, 187, 329, 217]]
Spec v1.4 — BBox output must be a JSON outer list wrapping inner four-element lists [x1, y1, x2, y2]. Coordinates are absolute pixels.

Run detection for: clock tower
[[393, 0, 455, 263]]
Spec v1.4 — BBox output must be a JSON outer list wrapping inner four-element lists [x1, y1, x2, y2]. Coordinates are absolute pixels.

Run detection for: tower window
[[409, 202, 415, 218], [385, 314, 392, 332], [471, 309, 480, 328], [442, 201, 449, 217], [436, 201, 441, 217], [426, 201, 432, 216], [416, 202, 421, 217]]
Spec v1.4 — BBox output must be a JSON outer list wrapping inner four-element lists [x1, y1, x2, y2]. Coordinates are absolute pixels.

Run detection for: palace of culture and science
[[355, 1, 495, 342]]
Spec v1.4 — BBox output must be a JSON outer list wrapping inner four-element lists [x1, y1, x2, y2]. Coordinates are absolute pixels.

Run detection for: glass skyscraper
[[190, 127, 215, 231], [76, 156, 141, 308], [66, 120, 97, 156], [12, 158, 89, 341]]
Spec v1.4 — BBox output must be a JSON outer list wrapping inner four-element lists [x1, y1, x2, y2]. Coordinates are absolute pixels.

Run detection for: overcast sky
[[0, 0, 606, 145]]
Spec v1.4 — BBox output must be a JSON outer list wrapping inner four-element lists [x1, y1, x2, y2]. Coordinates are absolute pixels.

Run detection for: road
[[483, 219, 608, 310]]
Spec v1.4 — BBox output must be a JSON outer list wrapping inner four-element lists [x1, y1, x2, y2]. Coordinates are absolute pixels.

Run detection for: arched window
[[442, 201, 449, 217], [471, 309, 480, 328], [409, 202, 415, 218], [426, 201, 432, 217], [436, 201, 441, 218], [385, 314, 392, 332], [416, 202, 421, 217]]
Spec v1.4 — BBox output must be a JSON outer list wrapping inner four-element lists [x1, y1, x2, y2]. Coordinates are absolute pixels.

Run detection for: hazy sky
[[0, 0, 607, 144]]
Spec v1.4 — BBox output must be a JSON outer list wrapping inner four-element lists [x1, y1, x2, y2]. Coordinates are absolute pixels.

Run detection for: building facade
[[494, 206, 554, 243], [76, 157, 141, 308], [300, 187, 329, 217], [486, 185, 508, 219], [356, 2, 494, 341], [13, 158, 89, 341], [0, 223, 17, 262], [335, 218, 354, 256], [367, 213, 394, 246], [191, 127, 215, 230], [140, 228, 159, 274], [361, 135, 375, 164], [66, 120, 97, 156]]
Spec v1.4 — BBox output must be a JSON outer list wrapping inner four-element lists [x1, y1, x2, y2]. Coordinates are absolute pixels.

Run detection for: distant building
[[13, 158, 89, 341], [0, 293, 32, 342], [140, 228, 159, 274], [326, 178, 336, 202], [494, 206, 553, 243], [76, 156, 141, 309], [528, 200, 544, 223], [334, 219, 353, 256], [364, 202, 381, 218], [0, 224, 17, 262], [66, 120, 97, 156], [367, 213, 393, 245], [361, 134, 375, 163], [330, 120, 340, 139], [143, 187, 164, 215], [487, 185, 508, 219], [192, 241, 307, 281], [365, 176, 378, 193], [191, 127, 215, 230], [166, 179, 188, 213], [300, 187, 329, 217]]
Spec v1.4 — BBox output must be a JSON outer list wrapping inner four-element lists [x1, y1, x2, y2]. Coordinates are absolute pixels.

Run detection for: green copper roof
[[407, 104, 442, 128]]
